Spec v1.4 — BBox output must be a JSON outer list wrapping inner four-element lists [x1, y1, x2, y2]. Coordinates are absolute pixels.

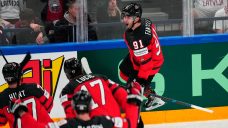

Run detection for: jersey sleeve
[[103, 78, 140, 128], [104, 78, 128, 112], [59, 85, 76, 118], [29, 84, 54, 113], [105, 79, 140, 128], [0, 107, 7, 126], [124, 103, 140, 128]]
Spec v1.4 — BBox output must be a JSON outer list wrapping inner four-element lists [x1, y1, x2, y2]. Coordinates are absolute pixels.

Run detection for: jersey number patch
[[133, 40, 144, 50], [81, 79, 106, 109]]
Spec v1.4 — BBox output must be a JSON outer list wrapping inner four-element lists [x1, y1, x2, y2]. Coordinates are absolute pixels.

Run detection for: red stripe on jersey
[[39, 95, 53, 112], [39, 96, 47, 104], [0, 109, 7, 125], [43, 97, 53, 113]]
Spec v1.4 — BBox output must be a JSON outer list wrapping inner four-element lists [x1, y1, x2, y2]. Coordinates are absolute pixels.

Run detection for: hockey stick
[[19, 52, 31, 71], [17, 52, 31, 84], [81, 57, 92, 74], [0, 50, 9, 63], [151, 94, 214, 113], [0, 50, 31, 67]]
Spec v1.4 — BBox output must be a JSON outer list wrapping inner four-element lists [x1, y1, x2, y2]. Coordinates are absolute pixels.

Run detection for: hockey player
[[9, 88, 142, 128], [60, 57, 142, 128], [0, 62, 53, 128], [119, 3, 165, 111]]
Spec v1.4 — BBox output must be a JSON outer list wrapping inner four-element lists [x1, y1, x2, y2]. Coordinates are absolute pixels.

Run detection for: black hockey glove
[[136, 78, 150, 87], [127, 82, 143, 106], [9, 99, 28, 118]]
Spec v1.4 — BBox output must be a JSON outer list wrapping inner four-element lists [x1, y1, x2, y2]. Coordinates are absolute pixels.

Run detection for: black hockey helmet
[[72, 90, 92, 114], [121, 3, 142, 18], [2, 62, 20, 84], [64, 57, 83, 80]]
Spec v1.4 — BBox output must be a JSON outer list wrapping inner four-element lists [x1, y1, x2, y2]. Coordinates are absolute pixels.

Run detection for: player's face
[[122, 16, 134, 29]]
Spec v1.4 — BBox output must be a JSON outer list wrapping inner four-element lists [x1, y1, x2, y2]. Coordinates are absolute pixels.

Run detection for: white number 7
[[81, 79, 106, 109], [17, 98, 37, 128]]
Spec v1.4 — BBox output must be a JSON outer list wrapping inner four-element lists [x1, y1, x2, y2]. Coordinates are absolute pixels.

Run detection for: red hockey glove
[[127, 82, 143, 106]]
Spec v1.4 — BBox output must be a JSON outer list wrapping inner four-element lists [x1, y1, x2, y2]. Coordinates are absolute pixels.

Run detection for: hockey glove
[[9, 99, 28, 118], [125, 75, 136, 93], [127, 82, 143, 106]]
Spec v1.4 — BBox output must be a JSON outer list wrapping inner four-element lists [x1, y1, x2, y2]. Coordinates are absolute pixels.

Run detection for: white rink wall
[[145, 119, 228, 128]]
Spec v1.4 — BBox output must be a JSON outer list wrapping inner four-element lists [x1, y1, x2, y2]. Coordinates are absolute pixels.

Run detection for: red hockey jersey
[[60, 74, 129, 118], [123, 18, 164, 80], [60, 74, 140, 128], [0, 83, 53, 128], [19, 112, 132, 128]]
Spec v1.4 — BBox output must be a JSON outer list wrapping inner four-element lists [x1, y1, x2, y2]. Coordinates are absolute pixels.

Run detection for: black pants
[[119, 54, 154, 86]]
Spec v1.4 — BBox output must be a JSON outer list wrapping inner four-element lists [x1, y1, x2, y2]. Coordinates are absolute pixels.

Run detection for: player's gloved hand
[[9, 99, 28, 118], [125, 76, 136, 93], [127, 82, 143, 106]]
